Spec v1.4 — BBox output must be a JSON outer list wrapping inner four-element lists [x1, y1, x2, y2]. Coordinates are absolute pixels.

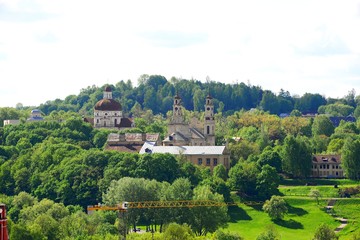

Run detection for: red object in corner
[[0, 204, 9, 240]]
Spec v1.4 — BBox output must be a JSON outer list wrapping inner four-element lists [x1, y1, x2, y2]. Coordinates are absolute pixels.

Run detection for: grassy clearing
[[226, 195, 337, 240], [333, 199, 360, 239], [280, 179, 360, 186], [279, 185, 340, 197], [130, 183, 360, 239], [279, 179, 360, 198]]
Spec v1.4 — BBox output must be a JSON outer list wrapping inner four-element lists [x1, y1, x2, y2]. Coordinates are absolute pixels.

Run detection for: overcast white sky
[[1, 0, 360, 107]]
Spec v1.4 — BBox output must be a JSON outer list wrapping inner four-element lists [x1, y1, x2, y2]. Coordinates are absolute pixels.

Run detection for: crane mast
[[87, 200, 232, 240], [0, 204, 9, 240]]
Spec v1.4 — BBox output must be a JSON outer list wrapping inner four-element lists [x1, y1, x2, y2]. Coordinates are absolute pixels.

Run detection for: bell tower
[[204, 94, 215, 145], [172, 92, 184, 124], [104, 85, 113, 99]]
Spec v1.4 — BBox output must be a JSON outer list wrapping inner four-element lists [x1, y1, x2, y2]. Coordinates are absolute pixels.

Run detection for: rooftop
[[140, 144, 226, 155]]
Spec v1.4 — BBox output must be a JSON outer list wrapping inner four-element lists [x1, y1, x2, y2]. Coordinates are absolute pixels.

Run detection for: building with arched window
[[85, 86, 134, 129], [163, 93, 215, 146]]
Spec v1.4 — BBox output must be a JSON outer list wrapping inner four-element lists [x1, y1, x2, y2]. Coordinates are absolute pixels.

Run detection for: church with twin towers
[[143, 92, 230, 171], [162, 92, 216, 146]]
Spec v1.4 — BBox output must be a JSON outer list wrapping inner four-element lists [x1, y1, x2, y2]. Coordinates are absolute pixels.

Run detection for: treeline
[[225, 110, 360, 179], [2, 106, 360, 212], [34, 75, 360, 117], [0, 118, 215, 208], [0, 179, 233, 240], [0, 118, 242, 239], [2, 76, 360, 238]]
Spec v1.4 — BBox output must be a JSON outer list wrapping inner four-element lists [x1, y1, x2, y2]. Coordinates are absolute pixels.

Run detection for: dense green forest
[[2, 75, 360, 239], [1, 74, 360, 126], [28, 75, 360, 117]]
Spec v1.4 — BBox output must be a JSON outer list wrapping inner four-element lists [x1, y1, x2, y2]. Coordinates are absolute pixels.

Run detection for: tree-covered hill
[[0, 117, 211, 208], [34, 75, 358, 117], [2, 76, 360, 238]]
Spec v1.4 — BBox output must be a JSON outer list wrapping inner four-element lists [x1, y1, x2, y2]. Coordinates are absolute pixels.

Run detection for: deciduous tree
[[256, 165, 280, 199], [281, 135, 312, 178], [262, 196, 287, 220], [342, 139, 360, 180], [313, 223, 338, 240], [312, 115, 334, 137], [190, 185, 229, 236], [228, 161, 259, 196], [309, 189, 321, 205]]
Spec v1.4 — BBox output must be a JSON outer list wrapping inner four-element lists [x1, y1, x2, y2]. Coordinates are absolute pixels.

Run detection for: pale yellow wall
[[311, 163, 344, 178], [186, 154, 230, 171]]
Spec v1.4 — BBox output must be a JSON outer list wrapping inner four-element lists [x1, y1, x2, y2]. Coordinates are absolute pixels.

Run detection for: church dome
[[105, 86, 112, 92], [94, 99, 122, 111]]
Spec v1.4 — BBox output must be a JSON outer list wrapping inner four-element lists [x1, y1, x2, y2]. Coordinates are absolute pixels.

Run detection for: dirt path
[[326, 199, 348, 233]]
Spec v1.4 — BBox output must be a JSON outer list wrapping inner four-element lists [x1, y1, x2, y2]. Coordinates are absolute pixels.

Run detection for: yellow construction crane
[[87, 200, 233, 240], [87, 199, 231, 211]]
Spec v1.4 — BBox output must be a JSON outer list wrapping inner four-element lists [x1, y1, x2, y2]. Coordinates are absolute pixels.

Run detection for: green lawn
[[130, 183, 360, 239], [279, 179, 360, 198], [226, 196, 338, 240], [280, 179, 360, 186], [131, 195, 360, 239], [279, 185, 340, 197], [332, 199, 360, 239]]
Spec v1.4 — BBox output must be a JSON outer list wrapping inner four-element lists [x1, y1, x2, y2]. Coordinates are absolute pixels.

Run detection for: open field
[[333, 198, 360, 239], [226, 180, 360, 239], [280, 179, 360, 187], [279, 179, 360, 198], [279, 185, 341, 197], [227, 197, 338, 240]]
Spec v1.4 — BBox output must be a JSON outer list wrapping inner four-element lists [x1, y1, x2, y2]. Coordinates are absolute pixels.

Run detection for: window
[[207, 126, 210, 134], [213, 158, 218, 166], [198, 158, 202, 165], [206, 158, 211, 166], [327, 164, 329, 169]]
